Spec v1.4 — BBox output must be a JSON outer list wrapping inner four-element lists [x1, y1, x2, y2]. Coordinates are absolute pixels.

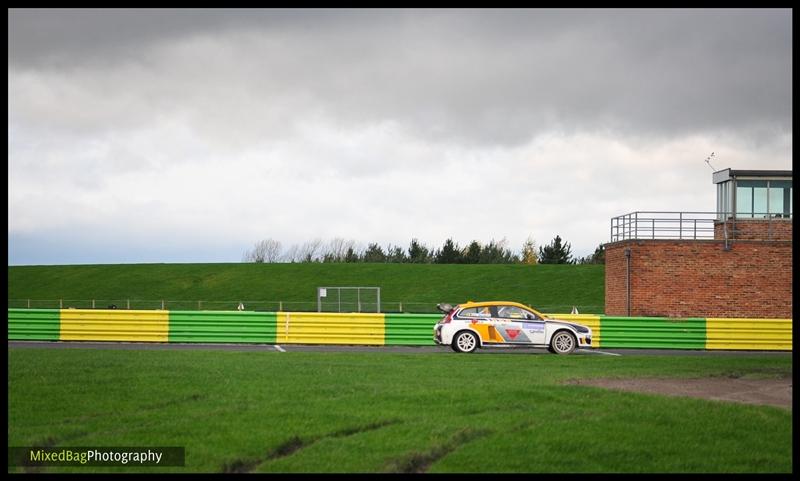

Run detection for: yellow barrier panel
[[276, 312, 385, 345], [60, 309, 169, 342], [547, 314, 601, 348], [706, 318, 792, 351]]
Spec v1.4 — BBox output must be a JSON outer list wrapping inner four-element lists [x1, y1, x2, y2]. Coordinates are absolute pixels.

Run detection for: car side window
[[458, 307, 492, 319], [496, 305, 539, 320]]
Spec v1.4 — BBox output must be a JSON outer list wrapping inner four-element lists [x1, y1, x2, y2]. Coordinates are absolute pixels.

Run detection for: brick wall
[[605, 239, 792, 318], [713, 219, 793, 241]]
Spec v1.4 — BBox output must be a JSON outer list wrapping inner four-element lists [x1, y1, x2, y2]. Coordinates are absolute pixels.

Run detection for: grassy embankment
[[8, 263, 605, 313]]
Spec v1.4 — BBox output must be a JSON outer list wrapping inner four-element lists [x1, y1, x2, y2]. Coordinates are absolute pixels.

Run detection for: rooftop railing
[[610, 211, 792, 242]]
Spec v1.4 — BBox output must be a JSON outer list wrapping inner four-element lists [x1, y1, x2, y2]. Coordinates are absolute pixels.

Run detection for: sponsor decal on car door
[[494, 305, 546, 345], [459, 307, 500, 343], [493, 321, 531, 343], [519, 319, 546, 345]]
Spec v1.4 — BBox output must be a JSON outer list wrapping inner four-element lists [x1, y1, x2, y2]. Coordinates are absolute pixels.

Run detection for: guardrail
[[6, 299, 605, 314], [610, 211, 792, 242], [7, 309, 792, 350]]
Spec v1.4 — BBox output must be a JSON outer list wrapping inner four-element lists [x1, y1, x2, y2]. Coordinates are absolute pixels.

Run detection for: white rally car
[[433, 301, 592, 354]]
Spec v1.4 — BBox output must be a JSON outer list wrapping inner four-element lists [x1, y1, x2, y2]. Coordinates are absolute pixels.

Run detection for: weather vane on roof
[[704, 152, 716, 171]]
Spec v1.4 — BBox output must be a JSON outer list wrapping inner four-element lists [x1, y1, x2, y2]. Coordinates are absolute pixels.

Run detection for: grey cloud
[[8, 9, 792, 265], [9, 9, 791, 147]]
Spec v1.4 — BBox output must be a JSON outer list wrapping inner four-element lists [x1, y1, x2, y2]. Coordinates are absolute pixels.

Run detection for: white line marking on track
[[274, 345, 286, 352], [582, 349, 621, 356]]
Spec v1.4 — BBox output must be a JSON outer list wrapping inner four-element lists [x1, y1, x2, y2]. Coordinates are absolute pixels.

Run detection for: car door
[[494, 305, 546, 345], [456, 306, 498, 344]]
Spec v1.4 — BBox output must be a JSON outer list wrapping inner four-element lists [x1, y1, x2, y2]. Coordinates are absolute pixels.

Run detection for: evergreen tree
[[463, 241, 482, 264], [386, 244, 407, 263], [584, 243, 605, 264], [576, 244, 605, 264], [479, 239, 512, 263], [407, 238, 431, 264], [538, 235, 574, 264], [435, 238, 462, 264], [362, 243, 387, 263], [344, 247, 360, 263]]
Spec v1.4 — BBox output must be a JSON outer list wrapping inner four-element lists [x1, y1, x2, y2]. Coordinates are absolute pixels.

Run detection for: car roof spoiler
[[436, 303, 454, 313]]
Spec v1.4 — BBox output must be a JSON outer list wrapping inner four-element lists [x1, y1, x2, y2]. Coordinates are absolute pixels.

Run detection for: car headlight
[[568, 323, 590, 333]]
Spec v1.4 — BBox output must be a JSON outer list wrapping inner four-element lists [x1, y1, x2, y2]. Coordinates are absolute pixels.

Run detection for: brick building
[[604, 168, 792, 318]]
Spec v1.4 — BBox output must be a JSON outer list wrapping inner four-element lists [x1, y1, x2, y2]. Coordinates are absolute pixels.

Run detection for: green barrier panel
[[168, 310, 277, 343], [8, 308, 61, 341], [385, 313, 440, 345], [599, 316, 707, 349]]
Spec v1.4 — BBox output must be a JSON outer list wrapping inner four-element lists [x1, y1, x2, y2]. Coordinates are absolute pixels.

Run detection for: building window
[[770, 180, 793, 218], [735, 179, 792, 218], [717, 181, 734, 220]]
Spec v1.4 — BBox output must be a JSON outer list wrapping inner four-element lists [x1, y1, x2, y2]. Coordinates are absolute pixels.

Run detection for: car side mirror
[[525, 313, 535, 320]]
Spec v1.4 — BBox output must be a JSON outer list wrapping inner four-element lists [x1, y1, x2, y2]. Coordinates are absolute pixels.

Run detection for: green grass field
[[8, 348, 792, 473], [7, 263, 605, 313]]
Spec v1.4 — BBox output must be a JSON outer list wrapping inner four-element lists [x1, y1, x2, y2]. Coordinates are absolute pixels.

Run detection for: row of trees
[[244, 236, 605, 265]]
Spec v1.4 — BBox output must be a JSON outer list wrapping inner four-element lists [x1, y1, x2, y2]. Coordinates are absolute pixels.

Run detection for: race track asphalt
[[7, 341, 792, 357]]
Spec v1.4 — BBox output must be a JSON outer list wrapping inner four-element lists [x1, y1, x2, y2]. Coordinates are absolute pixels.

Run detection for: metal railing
[[610, 211, 792, 242], [6, 299, 605, 314]]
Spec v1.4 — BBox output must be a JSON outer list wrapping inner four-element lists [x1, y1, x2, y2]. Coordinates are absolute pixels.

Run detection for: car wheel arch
[[453, 328, 483, 350], [549, 326, 578, 340]]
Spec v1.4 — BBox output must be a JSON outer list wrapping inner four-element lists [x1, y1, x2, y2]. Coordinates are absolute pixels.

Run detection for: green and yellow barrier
[[598, 316, 707, 349], [706, 318, 792, 351], [276, 312, 385, 345], [385, 313, 441, 345], [546, 314, 601, 347], [169, 310, 276, 343], [8, 309, 60, 341], [5, 309, 793, 350], [60, 309, 168, 342]]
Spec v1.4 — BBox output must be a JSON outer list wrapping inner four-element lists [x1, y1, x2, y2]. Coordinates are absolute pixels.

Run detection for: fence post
[[162, 300, 165, 310], [399, 302, 403, 313], [92, 299, 95, 309], [27, 299, 30, 309], [127, 299, 130, 310], [60, 299, 63, 309], [198, 300, 202, 310], [279, 301, 283, 311]]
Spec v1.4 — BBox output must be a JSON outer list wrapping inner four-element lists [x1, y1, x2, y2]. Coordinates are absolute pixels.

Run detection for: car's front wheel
[[452, 331, 479, 353], [550, 331, 576, 355]]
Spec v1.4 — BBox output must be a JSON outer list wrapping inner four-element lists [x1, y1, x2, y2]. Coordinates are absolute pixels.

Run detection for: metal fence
[[6, 299, 605, 314], [610, 211, 792, 242], [317, 286, 380, 313]]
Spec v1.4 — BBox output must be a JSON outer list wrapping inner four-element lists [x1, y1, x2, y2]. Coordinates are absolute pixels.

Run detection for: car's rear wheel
[[550, 331, 576, 355], [453, 331, 479, 353]]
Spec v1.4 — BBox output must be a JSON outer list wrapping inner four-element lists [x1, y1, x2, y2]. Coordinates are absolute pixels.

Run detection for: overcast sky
[[8, 8, 793, 265]]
